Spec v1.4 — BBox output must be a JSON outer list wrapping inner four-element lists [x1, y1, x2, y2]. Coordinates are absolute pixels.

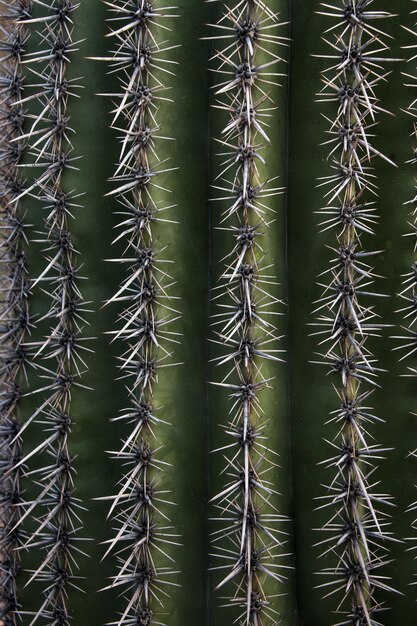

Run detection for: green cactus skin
[[395, 2, 417, 566], [207, 1, 292, 624], [92, 2, 183, 625], [0, 1, 417, 626], [311, 4, 400, 625], [3, 1, 92, 624], [287, 1, 416, 625]]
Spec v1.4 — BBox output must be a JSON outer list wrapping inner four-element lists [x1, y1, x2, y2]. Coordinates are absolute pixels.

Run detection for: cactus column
[[95, 2, 182, 625], [208, 1, 293, 624], [311, 4, 400, 625], [0, 0, 31, 622]]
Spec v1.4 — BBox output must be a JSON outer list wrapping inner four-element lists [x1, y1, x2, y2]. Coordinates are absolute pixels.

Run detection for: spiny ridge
[[208, 2, 289, 625], [0, 1, 32, 623], [95, 2, 180, 625], [4, 1, 90, 624], [393, 1, 417, 566], [313, 3, 400, 624]]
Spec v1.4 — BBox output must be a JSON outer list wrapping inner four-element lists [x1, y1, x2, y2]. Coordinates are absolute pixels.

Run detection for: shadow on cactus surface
[[0, 1, 416, 625]]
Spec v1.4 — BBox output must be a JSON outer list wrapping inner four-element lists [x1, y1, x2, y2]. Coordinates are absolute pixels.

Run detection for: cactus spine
[[208, 1, 289, 623], [4, 1, 90, 623], [96, 2, 180, 624], [396, 3, 417, 558], [313, 3, 400, 624], [0, 0, 31, 622]]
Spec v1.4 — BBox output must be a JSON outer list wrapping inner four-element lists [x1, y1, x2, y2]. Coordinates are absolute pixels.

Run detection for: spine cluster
[[9, 1, 87, 624], [314, 3, 398, 624], [0, 1, 31, 623], [396, 6, 417, 551], [97, 2, 179, 624], [208, 1, 287, 624]]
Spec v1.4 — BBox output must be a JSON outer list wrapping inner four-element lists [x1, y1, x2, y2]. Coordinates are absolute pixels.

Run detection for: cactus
[[396, 3, 417, 564], [3, 1, 92, 624], [208, 2, 288, 624], [91, 3, 181, 625], [0, 1, 416, 626], [0, 0, 31, 621], [312, 4, 400, 624]]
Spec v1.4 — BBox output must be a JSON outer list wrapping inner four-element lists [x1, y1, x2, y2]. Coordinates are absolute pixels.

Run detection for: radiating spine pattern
[[0, 0, 31, 622], [97, 2, 179, 624], [313, 3, 399, 624], [208, 1, 288, 623], [7, 0, 88, 624], [396, 3, 417, 556]]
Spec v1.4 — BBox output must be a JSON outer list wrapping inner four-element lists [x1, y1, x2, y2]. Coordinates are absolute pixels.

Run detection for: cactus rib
[[313, 3, 399, 624], [5, 1, 90, 624], [394, 2, 417, 561], [0, 1, 32, 622], [95, 2, 180, 625], [208, 1, 289, 624]]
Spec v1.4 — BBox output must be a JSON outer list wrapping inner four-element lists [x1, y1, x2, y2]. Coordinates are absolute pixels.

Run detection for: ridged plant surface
[[0, 1, 415, 626], [0, 1, 30, 623], [2, 1, 90, 624], [208, 2, 288, 624], [312, 4, 399, 625], [94, 2, 180, 625]]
